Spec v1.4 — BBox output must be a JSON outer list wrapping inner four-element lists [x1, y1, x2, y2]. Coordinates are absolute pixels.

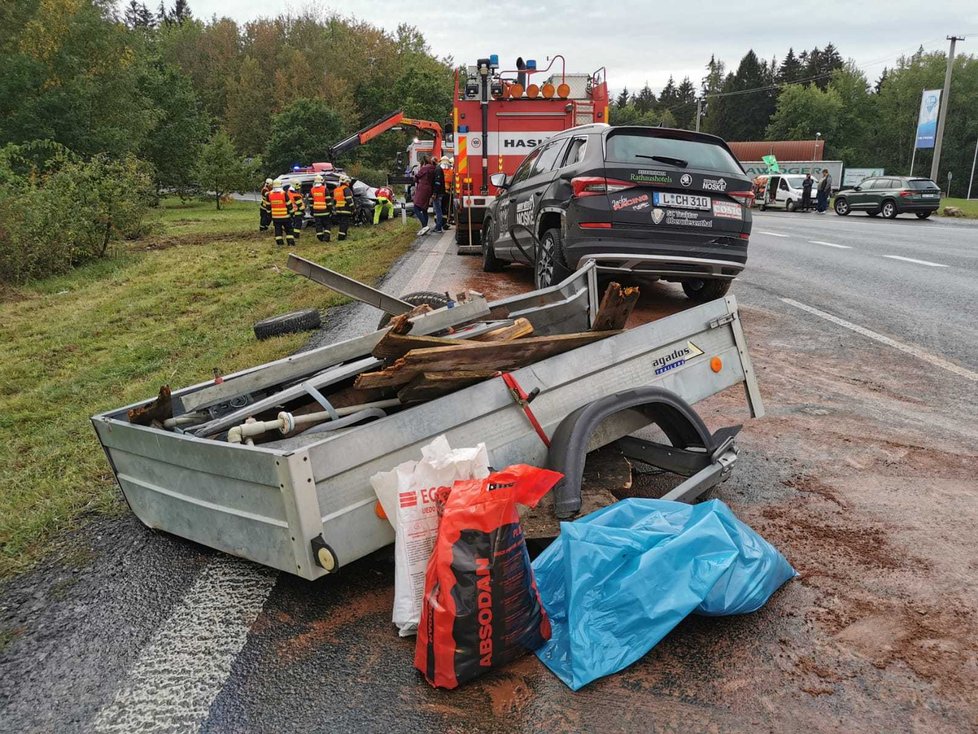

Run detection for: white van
[[759, 174, 813, 212]]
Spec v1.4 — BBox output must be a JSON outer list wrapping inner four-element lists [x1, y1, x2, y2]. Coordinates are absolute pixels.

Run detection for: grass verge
[[939, 198, 978, 218], [0, 198, 416, 577]]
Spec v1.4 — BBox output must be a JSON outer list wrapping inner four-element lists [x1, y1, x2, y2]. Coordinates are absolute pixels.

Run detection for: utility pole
[[930, 36, 965, 183], [695, 98, 702, 132], [968, 136, 978, 200]]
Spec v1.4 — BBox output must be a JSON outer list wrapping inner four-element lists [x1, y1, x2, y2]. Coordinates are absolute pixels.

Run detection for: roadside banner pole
[[968, 136, 978, 200], [930, 36, 965, 183]]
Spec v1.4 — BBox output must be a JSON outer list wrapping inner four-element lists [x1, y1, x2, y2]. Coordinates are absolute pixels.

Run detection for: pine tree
[[874, 68, 888, 94], [778, 48, 802, 85], [633, 83, 657, 114], [171, 0, 192, 23], [659, 76, 678, 111], [616, 87, 630, 109], [157, 1, 169, 25], [674, 77, 698, 129]]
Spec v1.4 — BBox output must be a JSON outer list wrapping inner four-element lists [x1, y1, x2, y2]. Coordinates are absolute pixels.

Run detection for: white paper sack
[[370, 435, 490, 636]]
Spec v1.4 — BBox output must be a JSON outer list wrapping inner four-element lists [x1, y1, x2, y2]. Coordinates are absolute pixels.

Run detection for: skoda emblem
[[680, 174, 693, 187], [651, 208, 665, 224]]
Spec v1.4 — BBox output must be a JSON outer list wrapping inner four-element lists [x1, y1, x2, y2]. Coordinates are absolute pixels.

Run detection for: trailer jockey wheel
[[311, 535, 338, 572]]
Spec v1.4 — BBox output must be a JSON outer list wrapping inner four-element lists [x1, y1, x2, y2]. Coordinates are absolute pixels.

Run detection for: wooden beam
[[396, 370, 497, 402], [372, 331, 475, 360], [470, 317, 533, 342], [355, 330, 619, 389], [591, 282, 640, 332]]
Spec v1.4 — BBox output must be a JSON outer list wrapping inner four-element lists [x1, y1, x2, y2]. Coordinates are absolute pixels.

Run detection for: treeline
[[613, 45, 978, 196], [0, 0, 451, 281]]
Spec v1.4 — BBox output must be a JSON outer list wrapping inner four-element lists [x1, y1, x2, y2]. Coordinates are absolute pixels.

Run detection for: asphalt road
[[744, 210, 978, 369], [1, 211, 977, 733]]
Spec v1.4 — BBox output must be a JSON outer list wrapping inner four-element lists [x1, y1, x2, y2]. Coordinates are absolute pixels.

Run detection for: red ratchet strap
[[498, 372, 550, 447]]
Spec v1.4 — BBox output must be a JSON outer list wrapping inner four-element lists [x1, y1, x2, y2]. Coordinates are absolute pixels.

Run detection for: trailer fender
[[547, 386, 735, 519]]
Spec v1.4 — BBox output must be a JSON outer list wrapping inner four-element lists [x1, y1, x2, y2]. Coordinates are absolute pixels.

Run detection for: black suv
[[481, 124, 754, 300], [833, 176, 942, 219]]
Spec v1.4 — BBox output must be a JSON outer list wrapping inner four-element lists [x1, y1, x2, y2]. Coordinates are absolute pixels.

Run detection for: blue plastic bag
[[532, 498, 796, 690]]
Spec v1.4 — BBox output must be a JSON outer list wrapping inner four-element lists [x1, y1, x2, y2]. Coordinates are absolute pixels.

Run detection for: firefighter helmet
[[339, 173, 351, 184], [314, 175, 324, 184], [264, 178, 273, 185], [272, 178, 283, 189]]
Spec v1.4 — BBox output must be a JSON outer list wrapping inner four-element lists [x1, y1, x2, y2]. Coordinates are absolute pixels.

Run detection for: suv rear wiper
[[635, 154, 688, 167]]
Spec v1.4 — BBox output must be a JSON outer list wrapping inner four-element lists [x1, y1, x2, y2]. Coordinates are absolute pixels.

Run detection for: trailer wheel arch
[[547, 387, 715, 519]]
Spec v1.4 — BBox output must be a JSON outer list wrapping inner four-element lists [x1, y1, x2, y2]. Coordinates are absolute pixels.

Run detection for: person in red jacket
[[373, 184, 395, 225], [412, 155, 437, 235]]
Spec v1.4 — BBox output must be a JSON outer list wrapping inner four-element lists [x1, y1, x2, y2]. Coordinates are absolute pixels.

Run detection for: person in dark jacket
[[801, 173, 813, 212], [431, 161, 446, 233], [816, 170, 831, 214], [412, 155, 437, 235]]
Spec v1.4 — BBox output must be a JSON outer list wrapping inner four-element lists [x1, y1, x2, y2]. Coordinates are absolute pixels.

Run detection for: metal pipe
[[225, 400, 401, 443]]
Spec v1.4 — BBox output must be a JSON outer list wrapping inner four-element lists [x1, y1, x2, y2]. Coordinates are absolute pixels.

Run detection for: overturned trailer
[[92, 262, 763, 580]]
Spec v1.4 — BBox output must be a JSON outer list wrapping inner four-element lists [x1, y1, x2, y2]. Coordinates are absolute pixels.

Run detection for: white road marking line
[[809, 240, 851, 249], [882, 255, 948, 268], [781, 298, 977, 383], [759, 231, 789, 237], [92, 557, 276, 733]]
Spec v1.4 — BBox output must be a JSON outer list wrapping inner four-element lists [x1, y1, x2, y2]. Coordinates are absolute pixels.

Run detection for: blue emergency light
[[526, 59, 537, 70]]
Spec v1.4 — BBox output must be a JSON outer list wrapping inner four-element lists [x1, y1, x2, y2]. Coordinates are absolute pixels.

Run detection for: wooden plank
[[371, 331, 475, 360], [470, 318, 533, 342], [396, 370, 497, 402], [355, 331, 619, 389], [174, 296, 491, 414], [591, 282, 640, 332]]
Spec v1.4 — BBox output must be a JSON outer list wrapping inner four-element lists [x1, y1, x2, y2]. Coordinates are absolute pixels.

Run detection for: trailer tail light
[[579, 222, 612, 229], [729, 191, 755, 207], [571, 176, 633, 198]]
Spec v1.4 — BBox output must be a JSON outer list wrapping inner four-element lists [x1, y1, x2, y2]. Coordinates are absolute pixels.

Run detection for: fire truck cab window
[[531, 139, 567, 177], [510, 148, 543, 186], [561, 137, 588, 167]]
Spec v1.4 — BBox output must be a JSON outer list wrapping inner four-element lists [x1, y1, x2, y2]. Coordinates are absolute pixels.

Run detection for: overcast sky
[[184, 1, 977, 91]]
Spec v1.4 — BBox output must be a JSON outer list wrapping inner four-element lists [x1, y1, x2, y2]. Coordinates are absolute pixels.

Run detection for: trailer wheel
[[681, 279, 731, 302], [376, 291, 452, 329], [253, 309, 321, 340]]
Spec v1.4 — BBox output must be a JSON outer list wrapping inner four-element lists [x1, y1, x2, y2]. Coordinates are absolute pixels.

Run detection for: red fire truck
[[452, 55, 609, 253]]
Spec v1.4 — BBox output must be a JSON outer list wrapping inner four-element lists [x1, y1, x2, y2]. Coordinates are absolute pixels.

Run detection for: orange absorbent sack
[[414, 465, 561, 689]]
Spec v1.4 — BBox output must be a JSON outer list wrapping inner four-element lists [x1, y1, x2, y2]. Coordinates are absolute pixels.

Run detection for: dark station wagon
[[481, 125, 755, 301], [833, 176, 942, 219]]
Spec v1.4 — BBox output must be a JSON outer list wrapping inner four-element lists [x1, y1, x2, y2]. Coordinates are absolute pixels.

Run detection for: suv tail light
[[899, 190, 912, 198], [571, 176, 634, 198], [729, 191, 755, 207]]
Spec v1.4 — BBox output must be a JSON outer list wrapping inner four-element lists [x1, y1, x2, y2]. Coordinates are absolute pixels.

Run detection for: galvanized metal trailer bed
[[92, 272, 762, 581]]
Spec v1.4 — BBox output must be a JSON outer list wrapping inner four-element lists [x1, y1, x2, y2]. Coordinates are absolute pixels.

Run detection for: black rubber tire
[[915, 211, 932, 219], [482, 219, 505, 272], [681, 278, 732, 302], [534, 228, 572, 289], [253, 309, 321, 340], [834, 197, 850, 216], [455, 226, 481, 246], [376, 291, 451, 329], [881, 200, 898, 219], [786, 198, 795, 212]]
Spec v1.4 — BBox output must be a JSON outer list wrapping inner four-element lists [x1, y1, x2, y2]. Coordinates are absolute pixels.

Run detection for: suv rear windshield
[[908, 179, 940, 190], [605, 132, 744, 175]]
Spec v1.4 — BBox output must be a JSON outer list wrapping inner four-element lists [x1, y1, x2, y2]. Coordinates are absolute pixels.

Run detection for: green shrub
[[0, 145, 154, 283]]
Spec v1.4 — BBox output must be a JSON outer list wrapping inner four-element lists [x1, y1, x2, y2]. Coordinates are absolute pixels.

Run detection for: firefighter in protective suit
[[332, 174, 354, 241], [309, 175, 332, 242], [259, 178, 273, 231], [284, 179, 305, 240], [373, 184, 395, 225], [267, 178, 295, 247]]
